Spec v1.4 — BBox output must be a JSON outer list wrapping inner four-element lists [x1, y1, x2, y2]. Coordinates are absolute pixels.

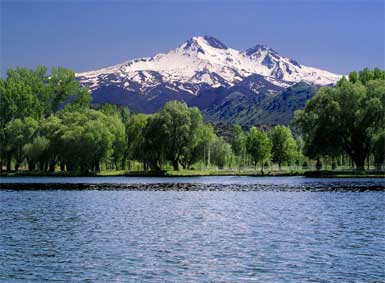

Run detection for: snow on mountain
[[77, 35, 342, 95]]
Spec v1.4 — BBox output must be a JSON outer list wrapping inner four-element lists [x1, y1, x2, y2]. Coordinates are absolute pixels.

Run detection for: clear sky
[[1, 0, 384, 77]]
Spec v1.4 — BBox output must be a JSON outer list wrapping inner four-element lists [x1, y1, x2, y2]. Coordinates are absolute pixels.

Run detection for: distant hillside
[[198, 82, 319, 126]]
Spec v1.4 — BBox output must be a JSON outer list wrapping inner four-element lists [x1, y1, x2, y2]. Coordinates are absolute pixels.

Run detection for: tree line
[[294, 67, 385, 171], [0, 66, 384, 173]]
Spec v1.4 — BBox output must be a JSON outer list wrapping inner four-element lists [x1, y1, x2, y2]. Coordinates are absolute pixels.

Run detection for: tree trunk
[[207, 145, 211, 167], [95, 161, 100, 172], [67, 163, 74, 172], [6, 158, 11, 171], [28, 160, 35, 171], [353, 157, 365, 171], [49, 162, 55, 172], [172, 160, 179, 171], [15, 161, 21, 171]]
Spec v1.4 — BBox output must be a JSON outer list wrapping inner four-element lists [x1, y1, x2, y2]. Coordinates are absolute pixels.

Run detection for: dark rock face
[[245, 44, 277, 57], [290, 59, 301, 68], [201, 36, 228, 49], [261, 54, 276, 69]]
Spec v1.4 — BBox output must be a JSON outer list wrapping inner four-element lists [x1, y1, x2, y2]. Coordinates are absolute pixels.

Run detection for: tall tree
[[143, 114, 166, 171], [373, 131, 385, 170], [126, 114, 148, 169], [246, 127, 272, 170], [211, 137, 232, 169], [230, 124, 246, 157], [179, 107, 205, 169], [270, 125, 297, 169], [5, 117, 39, 171], [48, 67, 88, 114], [157, 101, 192, 170], [295, 68, 385, 170]]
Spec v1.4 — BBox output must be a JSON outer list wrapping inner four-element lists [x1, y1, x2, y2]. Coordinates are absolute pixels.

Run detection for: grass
[[304, 170, 385, 178], [1, 168, 383, 178]]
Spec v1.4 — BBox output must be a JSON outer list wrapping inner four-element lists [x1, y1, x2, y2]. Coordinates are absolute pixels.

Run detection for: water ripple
[[0, 189, 384, 282]]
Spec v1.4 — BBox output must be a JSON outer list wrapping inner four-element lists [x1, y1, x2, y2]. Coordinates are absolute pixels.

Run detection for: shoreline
[[0, 170, 384, 178], [1, 182, 384, 191]]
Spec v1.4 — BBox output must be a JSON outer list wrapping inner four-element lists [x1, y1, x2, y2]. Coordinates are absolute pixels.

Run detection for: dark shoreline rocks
[[0, 182, 384, 192]]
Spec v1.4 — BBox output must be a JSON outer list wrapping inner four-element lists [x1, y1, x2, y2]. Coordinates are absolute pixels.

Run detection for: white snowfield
[[77, 36, 342, 95]]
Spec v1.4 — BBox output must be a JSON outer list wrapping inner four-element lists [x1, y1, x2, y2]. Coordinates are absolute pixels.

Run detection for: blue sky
[[1, 0, 384, 76]]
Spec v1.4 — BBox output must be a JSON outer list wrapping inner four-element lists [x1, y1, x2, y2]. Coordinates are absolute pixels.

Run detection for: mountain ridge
[[77, 35, 341, 95], [77, 36, 341, 126]]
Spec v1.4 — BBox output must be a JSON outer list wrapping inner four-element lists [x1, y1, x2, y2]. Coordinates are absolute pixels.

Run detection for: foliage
[[0, 66, 91, 127], [294, 68, 385, 169], [210, 137, 233, 169], [373, 131, 385, 170], [230, 124, 246, 157], [1, 65, 384, 173], [246, 127, 272, 168], [269, 125, 297, 168], [5, 117, 39, 170]]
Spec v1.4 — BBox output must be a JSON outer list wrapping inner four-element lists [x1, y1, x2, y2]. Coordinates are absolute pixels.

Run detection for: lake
[[1, 177, 384, 282]]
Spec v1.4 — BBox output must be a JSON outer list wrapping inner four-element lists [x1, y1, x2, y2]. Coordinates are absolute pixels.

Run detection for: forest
[[0, 66, 384, 174]]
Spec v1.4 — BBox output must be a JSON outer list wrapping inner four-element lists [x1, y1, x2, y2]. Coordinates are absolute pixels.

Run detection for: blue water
[[1, 179, 385, 282]]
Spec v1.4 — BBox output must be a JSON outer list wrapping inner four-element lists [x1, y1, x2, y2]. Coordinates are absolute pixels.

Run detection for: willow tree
[[295, 68, 385, 170]]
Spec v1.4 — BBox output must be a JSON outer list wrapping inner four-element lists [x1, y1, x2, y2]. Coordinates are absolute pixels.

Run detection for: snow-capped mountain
[[77, 35, 341, 96]]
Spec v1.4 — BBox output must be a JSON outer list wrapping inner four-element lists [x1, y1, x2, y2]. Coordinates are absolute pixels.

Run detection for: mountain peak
[[78, 36, 342, 96], [182, 35, 228, 50], [245, 44, 277, 56]]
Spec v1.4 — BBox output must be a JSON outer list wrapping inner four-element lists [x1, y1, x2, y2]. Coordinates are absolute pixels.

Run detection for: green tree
[[211, 137, 232, 169], [179, 107, 205, 169], [199, 124, 216, 168], [293, 87, 343, 160], [126, 114, 148, 169], [0, 79, 40, 127], [106, 114, 126, 170], [157, 101, 192, 170], [230, 124, 246, 156], [270, 125, 297, 169], [59, 110, 115, 172], [143, 114, 165, 171], [358, 67, 374, 84], [37, 116, 65, 171], [373, 131, 385, 170], [23, 136, 50, 171], [246, 127, 272, 170], [373, 68, 385, 80], [5, 117, 39, 170], [349, 72, 358, 83], [295, 69, 385, 170], [48, 67, 85, 113]]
